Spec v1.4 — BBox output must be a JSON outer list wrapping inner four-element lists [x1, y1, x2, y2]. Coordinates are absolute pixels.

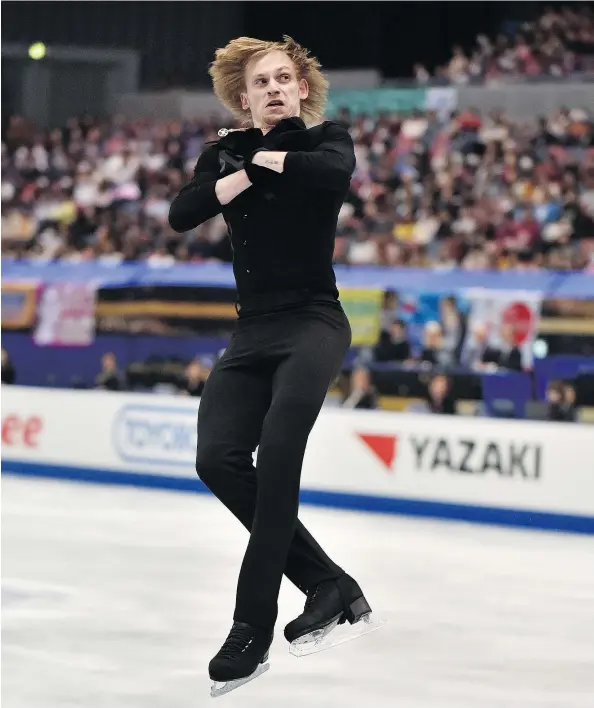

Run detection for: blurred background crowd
[[414, 4, 594, 84], [3, 107, 594, 270]]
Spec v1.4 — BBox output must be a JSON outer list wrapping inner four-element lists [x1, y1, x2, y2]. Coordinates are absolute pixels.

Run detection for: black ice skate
[[209, 622, 273, 697], [284, 574, 386, 657]]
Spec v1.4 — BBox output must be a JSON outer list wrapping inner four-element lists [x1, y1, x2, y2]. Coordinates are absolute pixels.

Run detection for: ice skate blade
[[210, 662, 270, 698], [289, 612, 386, 658]]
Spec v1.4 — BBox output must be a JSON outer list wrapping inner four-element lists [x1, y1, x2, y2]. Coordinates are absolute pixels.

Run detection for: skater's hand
[[244, 149, 286, 189], [215, 169, 252, 206], [218, 149, 245, 177]]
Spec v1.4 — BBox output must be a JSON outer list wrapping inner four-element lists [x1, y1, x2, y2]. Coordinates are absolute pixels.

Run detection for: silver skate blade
[[210, 662, 269, 698], [289, 612, 387, 658]]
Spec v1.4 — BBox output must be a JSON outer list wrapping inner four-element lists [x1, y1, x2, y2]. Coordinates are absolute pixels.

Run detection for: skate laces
[[219, 624, 255, 659], [304, 585, 320, 611]]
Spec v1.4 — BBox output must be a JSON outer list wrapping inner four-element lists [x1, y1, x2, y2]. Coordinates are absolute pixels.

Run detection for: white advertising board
[[2, 386, 593, 532]]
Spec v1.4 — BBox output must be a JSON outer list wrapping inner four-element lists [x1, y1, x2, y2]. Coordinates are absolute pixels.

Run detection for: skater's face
[[242, 51, 309, 131]]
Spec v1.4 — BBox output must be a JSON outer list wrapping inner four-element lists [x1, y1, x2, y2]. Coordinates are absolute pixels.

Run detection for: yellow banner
[[1, 283, 38, 329], [339, 287, 383, 347], [96, 301, 237, 319]]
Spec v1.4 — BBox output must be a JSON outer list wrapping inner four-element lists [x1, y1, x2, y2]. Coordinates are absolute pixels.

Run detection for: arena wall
[[2, 386, 593, 534]]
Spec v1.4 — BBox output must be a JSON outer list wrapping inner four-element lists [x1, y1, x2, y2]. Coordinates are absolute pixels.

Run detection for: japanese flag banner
[[462, 289, 542, 369]]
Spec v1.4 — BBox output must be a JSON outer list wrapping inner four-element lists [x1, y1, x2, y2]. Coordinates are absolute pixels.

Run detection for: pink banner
[[34, 282, 97, 347]]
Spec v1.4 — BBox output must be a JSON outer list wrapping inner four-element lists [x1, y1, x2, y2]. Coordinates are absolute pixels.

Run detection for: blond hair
[[209, 35, 328, 126]]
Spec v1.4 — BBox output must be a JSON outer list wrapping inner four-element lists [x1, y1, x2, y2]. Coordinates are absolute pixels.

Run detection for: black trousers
[[196, 299, 352, 631]]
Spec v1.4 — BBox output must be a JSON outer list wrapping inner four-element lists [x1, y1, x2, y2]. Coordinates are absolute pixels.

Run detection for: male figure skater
[[169, 36, 375, 695]]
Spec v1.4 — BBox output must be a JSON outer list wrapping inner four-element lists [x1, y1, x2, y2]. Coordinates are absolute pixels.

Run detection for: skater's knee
[[196, 442, 225, 484], [196, 442, 250, 485]]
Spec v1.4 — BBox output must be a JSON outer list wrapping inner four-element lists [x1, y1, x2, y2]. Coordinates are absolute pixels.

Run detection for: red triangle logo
[[357, 433, 397, 471]]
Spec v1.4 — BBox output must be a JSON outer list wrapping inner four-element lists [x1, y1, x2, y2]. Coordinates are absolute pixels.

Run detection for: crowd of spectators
[[336, 106, 594, 271], [414, 5, 594, 85], [94, 350, 211, 397], [335, 362, 579, 421], [370, 291, 523, 373], [2, 103, 594, 272], [76, 345, 583, 424]]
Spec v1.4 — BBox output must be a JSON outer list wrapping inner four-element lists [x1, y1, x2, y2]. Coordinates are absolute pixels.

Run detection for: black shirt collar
[[265, 116, 307, 136], [240, 117, 307, 142], [215, 117, 307, 148]]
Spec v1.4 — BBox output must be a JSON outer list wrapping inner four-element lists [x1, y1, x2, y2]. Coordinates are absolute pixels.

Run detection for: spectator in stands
[[510, 208, 542, 254], [330, 370, 351, 407], [545, 380, 574, 421], [447, 45, 470, 84], [179, 358, 206, 397], [439, 296, 466, 365], [95, 352, 125, 391], [413, 63, 431, 84], [342, 366, 378, 410], [373, 319, 411, 363], [425, 373, 457, 415], [461, 322, 501, 371], [561, 381, 578, 422], [379, 290, 400, 334], [419, 321, 447, 367], [1, 348, 16, 384], [498, 323, 523, 371]]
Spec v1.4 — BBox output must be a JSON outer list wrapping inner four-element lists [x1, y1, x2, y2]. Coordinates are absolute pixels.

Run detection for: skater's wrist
[[250, 150, 286, 173], [215, 170, 252, 205]]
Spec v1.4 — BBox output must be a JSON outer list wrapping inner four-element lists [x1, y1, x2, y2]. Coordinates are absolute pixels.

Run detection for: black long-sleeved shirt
[[169, 118, 355, 305]]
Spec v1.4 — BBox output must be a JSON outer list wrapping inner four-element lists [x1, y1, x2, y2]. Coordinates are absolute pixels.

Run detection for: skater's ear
[[298, 77, 309, 102]]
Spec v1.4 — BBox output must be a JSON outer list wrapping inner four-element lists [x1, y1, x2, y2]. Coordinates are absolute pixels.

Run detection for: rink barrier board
[[3, 459, 594, 535], [2, 386, 594, 535], [4, 259, 594, 298]]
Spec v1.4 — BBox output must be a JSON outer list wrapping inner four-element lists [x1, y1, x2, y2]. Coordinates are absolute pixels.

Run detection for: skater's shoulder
[[196, 142, 221, 159], [190, 143, 221, 175], [308, 120, 353, 145], [308, 120, 349, 135]]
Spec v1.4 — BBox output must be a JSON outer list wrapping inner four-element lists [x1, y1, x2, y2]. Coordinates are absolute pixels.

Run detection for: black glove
[[218, 129, 263, 161], [218, 149, 245, 178], [244, 148, 280, 189]]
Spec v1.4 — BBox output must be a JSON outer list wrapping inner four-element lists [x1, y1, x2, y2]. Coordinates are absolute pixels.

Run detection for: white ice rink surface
[[2, 476, 594, 708]]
